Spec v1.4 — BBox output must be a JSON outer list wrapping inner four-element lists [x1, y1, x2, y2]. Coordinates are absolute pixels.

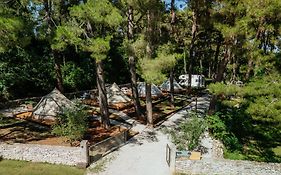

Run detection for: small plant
[[52, 104, 88, 143], [167, 113, 206, 150], [207, 112, 242, 151]]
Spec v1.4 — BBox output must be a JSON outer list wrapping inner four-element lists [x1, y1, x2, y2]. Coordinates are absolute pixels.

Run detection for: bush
[[52, 104, 88, 143], [168, 113, 206, 150], [207, 112, 242, 151]]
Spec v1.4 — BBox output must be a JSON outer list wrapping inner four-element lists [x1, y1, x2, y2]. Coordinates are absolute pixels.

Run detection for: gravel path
[[87, 95, 210, 175], [87, 128, 172, 175], [176, 159, 281, 175]]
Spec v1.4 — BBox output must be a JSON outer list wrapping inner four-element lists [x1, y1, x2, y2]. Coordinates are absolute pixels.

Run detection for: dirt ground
[[0, 118, 127, 147], [0, 95, 189, 147]]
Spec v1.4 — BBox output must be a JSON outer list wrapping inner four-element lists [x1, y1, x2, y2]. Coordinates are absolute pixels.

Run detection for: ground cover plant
[[0, 106, 127, 146], [208, 75, 281, 162], [0, 159, 85, 175], [52, 105, 88, 143], [165, 113, 206, 150]]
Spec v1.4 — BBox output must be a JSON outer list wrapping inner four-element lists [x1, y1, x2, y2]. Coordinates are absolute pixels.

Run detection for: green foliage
[[207, 112, 242, 151], [0, 46, 55, 99], [0, 2, 31, 53], [52, 24, 83, 51], [208, 74, 281, 162], [52, 104, 88, 142], [84, 37, 112, 61], [208, 83, 241, 97], [62, 62, 92, 91], [167, 114, 206, 150], [70, 0, 123, 28], [137, 42, 177, 84], [224, 150, 247, 160]]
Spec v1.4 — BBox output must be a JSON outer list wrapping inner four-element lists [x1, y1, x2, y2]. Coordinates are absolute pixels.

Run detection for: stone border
[[0, 142, 88, 167]]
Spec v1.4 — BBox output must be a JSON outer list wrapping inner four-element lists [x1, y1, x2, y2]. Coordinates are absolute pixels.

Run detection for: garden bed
[[0, 116, 130, 147]]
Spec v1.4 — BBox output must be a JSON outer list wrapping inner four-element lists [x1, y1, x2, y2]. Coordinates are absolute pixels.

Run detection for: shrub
[[207, 112, 242, 151], [168, 113, 206, 150], [52, 104, 88, 143]]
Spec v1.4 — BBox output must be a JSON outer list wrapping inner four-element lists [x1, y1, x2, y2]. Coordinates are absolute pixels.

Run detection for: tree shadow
[[127, 130, 159, 145]]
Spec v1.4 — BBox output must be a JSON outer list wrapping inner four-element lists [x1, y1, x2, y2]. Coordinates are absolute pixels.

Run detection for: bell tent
[[107, 83, 131, 104], [106, 83, 132, 109], [160, 78, 184, 92], [33, 88, 75, 121], [137, 82, 163, 99]]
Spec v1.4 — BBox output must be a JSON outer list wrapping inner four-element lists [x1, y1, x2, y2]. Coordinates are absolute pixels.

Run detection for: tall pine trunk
[[127, 6, 142, 118], [169, 0, 175, 107], [188, 10, 198, 90], [146, 83, 153, 126], [213, 41, 221, 80], [169, 69, 175, 107], [145, 10, 153, 126], [215, 45, 231, 82], [96, 60, 110, 129], [54, 51, 64, 92], [209, 45, 232, 114], [44, 0, 64, 92], [245, 59, 253, 81]]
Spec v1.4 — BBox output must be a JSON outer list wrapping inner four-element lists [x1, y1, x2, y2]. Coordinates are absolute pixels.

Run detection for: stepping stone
[[189, 151, 201, 160]]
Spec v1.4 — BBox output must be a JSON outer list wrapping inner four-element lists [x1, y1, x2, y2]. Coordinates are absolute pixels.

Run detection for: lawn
[[0, 159, 85, 175]]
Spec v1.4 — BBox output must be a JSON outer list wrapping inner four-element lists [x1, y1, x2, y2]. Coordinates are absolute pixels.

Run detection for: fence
[[89, 129, 128, 163]]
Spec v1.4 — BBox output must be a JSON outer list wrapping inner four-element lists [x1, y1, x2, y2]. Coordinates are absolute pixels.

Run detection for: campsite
[[1, 0, 281, 174], [0, 81, 193, 147]]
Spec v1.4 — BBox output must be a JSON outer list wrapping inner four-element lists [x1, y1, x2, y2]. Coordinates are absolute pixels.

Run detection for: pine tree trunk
[[213, 42, 221, 80], [169, 0, 175, 107], [44, 0, 64, 93], [54, 52, 64, 93], [209, 45, 231, 114], [188, 10, 198, 90], [215, 45, 231, 82], [145, 10, 153, 125], [169, 69, 175, 107], [231, 56, 237, 82], [96, 60, 110, 129], [129, 57, 142, 117], [127, 6, 142, 118], [145, 83, 153, 126], [208, 95, 217, 115], [246, 59, 253, 81], [183, 50, 187, 74]]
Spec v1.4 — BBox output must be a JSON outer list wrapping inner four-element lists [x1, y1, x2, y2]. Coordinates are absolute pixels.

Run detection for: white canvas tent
[[106, 83, 131, 105], [33, 88, 75, 121], [137, 82, 163, 98], [160, 78, 184, 92]]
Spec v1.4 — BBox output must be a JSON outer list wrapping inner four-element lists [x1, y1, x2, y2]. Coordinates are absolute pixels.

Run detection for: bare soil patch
[[122, 96, 191, 126], [0, 117, 128, 147]]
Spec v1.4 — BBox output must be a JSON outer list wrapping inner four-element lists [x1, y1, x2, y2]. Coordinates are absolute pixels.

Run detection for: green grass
[[0, 159, 85, 175], [224, 150, 247, 160], [272, 146, 281, 156]]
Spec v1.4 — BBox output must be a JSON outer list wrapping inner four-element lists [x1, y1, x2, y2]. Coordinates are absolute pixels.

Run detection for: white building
[[178, 74, 205, 88]]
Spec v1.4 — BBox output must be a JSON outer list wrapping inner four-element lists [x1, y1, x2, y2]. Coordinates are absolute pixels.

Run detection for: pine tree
[[52, 0, 123, 129]]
